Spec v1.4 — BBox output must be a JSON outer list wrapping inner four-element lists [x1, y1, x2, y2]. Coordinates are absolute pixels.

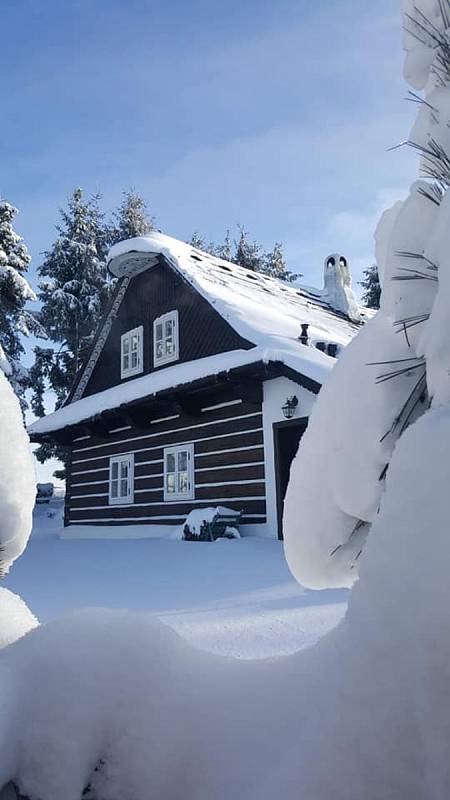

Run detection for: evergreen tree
[[189, 231, 207, 250], [0, 200, 43, 400], [188, 231, 216, 255], [360, 264, 381, 309], [232, 226, 265, 271], [261, 242, 298, 282], [109, 189, 155, 245], [31, 188, 110, 476], [214, 229, 232, 262]]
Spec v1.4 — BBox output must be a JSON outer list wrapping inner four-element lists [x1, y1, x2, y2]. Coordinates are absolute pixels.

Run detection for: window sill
[[163, 494, 195, 503], [120, 367, 144, 380], [154, 354, 179, 368]]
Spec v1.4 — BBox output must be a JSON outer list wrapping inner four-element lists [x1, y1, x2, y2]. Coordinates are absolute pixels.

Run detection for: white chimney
[[323, 254, 361, 323]]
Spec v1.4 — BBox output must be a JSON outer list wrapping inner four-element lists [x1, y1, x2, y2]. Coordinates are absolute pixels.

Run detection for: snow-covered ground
[[3, 495, 347, 658]]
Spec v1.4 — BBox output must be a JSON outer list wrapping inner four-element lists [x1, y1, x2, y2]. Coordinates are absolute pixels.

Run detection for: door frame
[[273, 416, 308, 540]]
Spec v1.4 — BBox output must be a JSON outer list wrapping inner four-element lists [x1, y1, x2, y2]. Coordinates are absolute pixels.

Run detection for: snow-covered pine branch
[[284, 0, 450, 588]]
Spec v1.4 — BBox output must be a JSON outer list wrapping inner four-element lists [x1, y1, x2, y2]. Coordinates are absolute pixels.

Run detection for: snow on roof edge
[[29, 345, 332, 436]]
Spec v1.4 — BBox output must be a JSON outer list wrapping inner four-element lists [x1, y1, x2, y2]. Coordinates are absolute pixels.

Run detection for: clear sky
[[1, 0, 417, 482], [2, 0, 416, 286]]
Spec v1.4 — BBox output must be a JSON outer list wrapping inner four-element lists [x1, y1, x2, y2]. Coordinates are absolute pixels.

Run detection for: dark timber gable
[[80, 257, 254, 399]]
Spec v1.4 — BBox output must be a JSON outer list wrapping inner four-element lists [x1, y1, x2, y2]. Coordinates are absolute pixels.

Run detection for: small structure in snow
[[36, 483, 54, 504]]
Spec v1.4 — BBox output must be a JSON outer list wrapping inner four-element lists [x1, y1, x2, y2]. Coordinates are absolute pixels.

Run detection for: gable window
[[154, 310, 179, 367], [121, 326, 143, 379], [109, 454, 134, 504], [164, 443, 194, 501]]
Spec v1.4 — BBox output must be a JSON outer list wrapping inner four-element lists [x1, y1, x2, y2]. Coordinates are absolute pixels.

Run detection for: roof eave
[[29, 359, 321, 444]]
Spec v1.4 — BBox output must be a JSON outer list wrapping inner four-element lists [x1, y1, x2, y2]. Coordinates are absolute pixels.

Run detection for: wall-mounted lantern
[[282, 395, 298, 419]]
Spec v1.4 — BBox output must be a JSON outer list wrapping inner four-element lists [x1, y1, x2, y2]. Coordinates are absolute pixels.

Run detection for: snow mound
[[0, 370, 36, 575], [0, 588, 38, 649]]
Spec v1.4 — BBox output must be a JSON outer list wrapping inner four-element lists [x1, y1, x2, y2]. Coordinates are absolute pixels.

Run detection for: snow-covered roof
[[107, 232, 370, 352], [29, 232, 372, 437], [29, 345, 327, 436]]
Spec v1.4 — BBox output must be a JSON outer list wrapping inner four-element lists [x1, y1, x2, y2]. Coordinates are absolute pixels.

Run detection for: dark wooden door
[[273, 418, 308, 540]]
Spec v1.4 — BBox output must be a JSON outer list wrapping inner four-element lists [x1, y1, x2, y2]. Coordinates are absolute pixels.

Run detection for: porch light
[[282, 396, 298, 419]]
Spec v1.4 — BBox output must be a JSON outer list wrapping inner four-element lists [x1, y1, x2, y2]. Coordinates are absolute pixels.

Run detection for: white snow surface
[[5, 498, 346, 658], [2, 407, 450, 798], [0, 370, 35, 575]]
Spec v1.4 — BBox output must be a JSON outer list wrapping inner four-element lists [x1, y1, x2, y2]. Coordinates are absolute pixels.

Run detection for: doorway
[[273, 417, 308, 540]]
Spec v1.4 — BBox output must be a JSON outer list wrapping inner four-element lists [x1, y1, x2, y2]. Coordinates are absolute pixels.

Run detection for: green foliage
[[360, 264, 381, 309]]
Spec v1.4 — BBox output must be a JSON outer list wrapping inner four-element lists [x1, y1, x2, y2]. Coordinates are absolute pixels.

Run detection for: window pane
[[178, 451, 187, 471], [166, 473, 175, 494], [155, 323, 163, 341], [131, 351, 138, 368], [166, 453, 175, 472], [166, 337, 175, 355], [123, 338, 129, 354], [131, 333, 139, 351], [178, 471, 188, 494], [120, 478, 128, 497], [165, 319, 174, 338], [120, 461, 128, 479], [156, 341, 164, 360], [111, 479, 118, 498], [111, 462, 118, 480]]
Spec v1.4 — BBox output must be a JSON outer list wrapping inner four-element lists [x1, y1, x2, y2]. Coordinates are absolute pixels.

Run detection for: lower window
[[109, 454, 134, 504], [164, 443, 194, 501]]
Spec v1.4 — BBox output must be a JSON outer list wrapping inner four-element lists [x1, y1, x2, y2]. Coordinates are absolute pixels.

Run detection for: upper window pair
[[120, 310, 179, 379]]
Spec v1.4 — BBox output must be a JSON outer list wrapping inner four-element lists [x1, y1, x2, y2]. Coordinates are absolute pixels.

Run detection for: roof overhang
[[29, 359, 321, 446], [107, 250, 159, 279]]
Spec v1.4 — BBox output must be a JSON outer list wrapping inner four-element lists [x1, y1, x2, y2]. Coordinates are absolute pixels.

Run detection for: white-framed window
[[121, 326, 143, 379], [153, 310, 179, 367], [163, 443, 194, 502], [109, 454, 134, 505]]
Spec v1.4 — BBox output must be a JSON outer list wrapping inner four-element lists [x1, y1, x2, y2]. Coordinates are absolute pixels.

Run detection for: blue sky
[[1, 0, 416, 481], [2, 0, 415, 288]]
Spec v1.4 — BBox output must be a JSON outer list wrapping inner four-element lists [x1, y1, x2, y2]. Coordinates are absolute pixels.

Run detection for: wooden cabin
[[29, 234, 369, 540]]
